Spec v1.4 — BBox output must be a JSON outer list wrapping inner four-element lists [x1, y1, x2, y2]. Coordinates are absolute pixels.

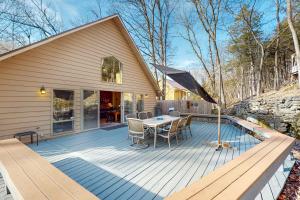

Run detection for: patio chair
[[146, 111, 153, 118], [185, 115, 193, 137], [126, 113, 136, 119], [169, 110, 181, 117], [157, 119, 180, 149], [177, 117, 188, 139], [138, 112, 148, 120], [127, 118, 149, 149], [126, 113, 137, 138]]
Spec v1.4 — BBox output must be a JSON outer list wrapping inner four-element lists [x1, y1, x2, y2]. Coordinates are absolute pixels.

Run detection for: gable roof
[[0, 14, 160, 94]]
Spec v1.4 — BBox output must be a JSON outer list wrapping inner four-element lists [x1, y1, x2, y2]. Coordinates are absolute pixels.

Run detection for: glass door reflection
[[83, 90, 99, 130], [123, 93, 134, 122]]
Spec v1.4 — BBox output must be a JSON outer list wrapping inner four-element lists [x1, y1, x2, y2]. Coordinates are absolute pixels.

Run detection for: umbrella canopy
[[151, 64, 217, 104]]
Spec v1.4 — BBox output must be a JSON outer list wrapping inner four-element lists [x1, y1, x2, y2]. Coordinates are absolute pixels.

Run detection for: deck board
[[18, 121, 293, 200]]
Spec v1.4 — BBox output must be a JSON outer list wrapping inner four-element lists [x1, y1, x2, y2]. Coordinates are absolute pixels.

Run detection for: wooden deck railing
[[166, 114, 295, 200], [157, 100, 212, 115]]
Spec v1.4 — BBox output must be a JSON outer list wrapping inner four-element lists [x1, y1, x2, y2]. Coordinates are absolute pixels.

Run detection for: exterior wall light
[[40, 86, 46, 95]]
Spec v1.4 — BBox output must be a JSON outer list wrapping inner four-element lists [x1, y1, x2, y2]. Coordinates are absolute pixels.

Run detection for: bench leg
[[6, 186, 10, 195], [31, 134, 33, 144]]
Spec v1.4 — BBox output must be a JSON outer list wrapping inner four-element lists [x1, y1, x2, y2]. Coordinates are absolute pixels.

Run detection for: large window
[[53, 90, 74, 134], [101, 56, 122, 84]]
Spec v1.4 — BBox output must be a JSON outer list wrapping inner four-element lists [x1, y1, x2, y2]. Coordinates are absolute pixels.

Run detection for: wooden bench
[[0, 138, 99, 200], [166, 115, 295, 200]]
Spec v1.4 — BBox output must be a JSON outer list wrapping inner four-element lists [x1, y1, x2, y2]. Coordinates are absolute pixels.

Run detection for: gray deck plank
[[98, 125, 210, 199], [27, 121, 291, 200]]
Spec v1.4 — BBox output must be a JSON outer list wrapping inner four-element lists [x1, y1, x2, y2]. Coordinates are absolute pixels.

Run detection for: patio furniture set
[[127, 111, 192, 149]]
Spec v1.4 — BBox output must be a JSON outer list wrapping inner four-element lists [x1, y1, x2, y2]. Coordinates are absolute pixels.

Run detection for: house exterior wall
[[0, 20, 157, 139], [174, 90, 187, 100]]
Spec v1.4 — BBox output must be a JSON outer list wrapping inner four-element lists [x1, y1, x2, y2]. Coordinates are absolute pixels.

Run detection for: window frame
[[101, 56, 123, 84], [52, 89, 75, 134]]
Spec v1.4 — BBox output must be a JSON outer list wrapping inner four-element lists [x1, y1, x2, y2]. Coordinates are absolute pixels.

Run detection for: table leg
[[6, 186, 10, 195], [154, 126, 157, 149]]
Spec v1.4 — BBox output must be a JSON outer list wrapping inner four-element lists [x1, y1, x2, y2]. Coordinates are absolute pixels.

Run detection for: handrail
[[166, 115, 295, 200]]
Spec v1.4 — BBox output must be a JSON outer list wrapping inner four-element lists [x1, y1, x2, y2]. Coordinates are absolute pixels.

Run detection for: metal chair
[[138, 112, 148, 120], [146, 112, 153, 118], [157, 119, 180, 149], [169, 110, 181, 117], [185, 115, 193, 137], [127, 118, 149, 149], [177, 117, 188, 139], [126, 113, 137, 138], [126, 113, 136, 119]]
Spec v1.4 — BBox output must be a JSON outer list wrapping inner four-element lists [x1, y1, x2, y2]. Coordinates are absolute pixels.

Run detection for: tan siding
[[0, 20, 156, 139]]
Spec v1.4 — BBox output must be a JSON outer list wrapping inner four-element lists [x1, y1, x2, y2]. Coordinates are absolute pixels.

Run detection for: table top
[[142, 115, 180, 126]]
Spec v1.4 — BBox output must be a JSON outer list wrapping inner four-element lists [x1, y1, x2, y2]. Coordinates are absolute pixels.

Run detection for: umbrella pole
[[216, 105, 222, 151]]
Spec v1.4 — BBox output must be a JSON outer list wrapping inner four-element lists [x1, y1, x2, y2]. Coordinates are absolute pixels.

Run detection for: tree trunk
[[287, 0, 300, 87], [274, 0, 280, 90], [256, 44, 265, 95], [241, 65, 244, 100], [249, 50, 256, 96]]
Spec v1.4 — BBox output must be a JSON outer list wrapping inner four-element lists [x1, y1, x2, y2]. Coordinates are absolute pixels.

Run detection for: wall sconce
[[145, 94, 149, 98], [40, 86, 46, 95]]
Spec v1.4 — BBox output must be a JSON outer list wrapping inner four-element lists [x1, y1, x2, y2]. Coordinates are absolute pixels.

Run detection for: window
[[82, 90, 98, 130], [101, 56, 122, 84], [136, 94, 144, 112], [53, 90, 74, 133], [123, 93, 134, 121]]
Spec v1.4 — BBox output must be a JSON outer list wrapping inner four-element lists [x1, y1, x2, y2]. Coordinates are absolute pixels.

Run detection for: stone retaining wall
[[231, 95, 300, 138]]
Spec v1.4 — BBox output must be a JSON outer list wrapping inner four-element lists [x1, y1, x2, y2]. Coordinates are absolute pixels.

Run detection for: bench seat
[[0, 138, 99, 200], [166, 116, 295, 200]]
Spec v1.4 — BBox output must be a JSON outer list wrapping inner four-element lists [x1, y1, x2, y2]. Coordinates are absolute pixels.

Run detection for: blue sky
[[50, 0, 280, 74]]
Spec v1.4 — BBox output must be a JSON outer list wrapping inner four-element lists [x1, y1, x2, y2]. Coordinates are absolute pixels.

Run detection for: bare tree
[[0, 0, 62, 52], [287, 0, 300, 87], [111, 0, 176, 99], [180, 14, 216, 92], [190, 0, 227, 107], [240, 1, 288, 95], [274, 0, 281, 90], [70, 0, 103, 27]]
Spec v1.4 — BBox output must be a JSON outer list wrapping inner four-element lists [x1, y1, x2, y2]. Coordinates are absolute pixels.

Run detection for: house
[[163, 79, 188, 100], [0, 15, 160, 140]]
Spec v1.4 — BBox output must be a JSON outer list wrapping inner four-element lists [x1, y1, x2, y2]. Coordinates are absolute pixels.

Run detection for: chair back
[[138, 112, 148, 120], [126, 113, 136, 120], [146, 112, 153, 118], [178, 117, 187, 129], [169, 119, 180, 135], [169, 111, 180, 117], [186, 115, 193, 126], [128, 118, 144, 135]]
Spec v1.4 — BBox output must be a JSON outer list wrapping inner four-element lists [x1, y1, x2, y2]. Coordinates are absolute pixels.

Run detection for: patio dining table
[[142, 115, 181, 149]]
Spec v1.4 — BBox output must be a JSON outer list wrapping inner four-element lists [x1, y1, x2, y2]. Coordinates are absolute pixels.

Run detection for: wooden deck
[[0, 121, 294, 199]]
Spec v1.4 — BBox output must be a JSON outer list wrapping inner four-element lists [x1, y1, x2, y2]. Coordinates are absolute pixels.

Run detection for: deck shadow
[[53, 157, 163, 200]]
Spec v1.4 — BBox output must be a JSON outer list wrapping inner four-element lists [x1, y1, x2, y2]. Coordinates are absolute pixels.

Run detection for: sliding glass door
[[82, 90, 99, 130], [53, 90, 74, 134], [136, 94, 144, 112], [123, 93, 134, 122]]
